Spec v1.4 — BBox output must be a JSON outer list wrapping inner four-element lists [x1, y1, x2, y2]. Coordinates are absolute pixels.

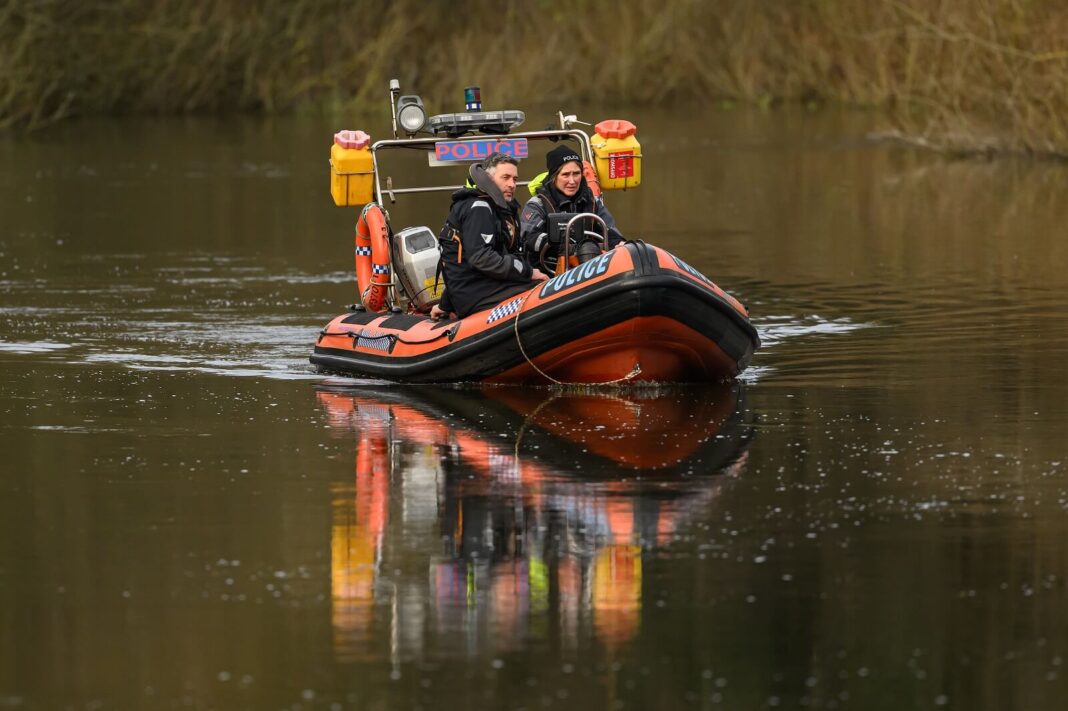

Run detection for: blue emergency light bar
[[428, 110, 525, 138]]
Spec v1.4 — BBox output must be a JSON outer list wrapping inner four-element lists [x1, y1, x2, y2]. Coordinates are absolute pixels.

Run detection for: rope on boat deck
[[512, 288, 642, 387]]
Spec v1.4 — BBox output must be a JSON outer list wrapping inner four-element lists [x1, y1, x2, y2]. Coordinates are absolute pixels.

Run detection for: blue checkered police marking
[[372, 264, 390, 275], [355, 246, 372, 256], [356, 334, 393, 352], [486, 297, 524, 324]]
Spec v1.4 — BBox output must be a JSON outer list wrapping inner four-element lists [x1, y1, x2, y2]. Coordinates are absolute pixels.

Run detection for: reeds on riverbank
[[4, 0, 1068, 156]]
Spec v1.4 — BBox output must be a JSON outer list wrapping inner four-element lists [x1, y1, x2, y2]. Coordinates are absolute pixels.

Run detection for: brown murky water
[[2, 106, 1068, 710]]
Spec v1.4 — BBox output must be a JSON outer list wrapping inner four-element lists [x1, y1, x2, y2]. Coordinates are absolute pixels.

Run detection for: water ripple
[[0, 341, 74, 354]]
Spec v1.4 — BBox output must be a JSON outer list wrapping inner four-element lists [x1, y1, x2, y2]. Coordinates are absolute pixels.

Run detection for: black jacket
[[519, 180, 624, 258], [437, 165, 536, 318]]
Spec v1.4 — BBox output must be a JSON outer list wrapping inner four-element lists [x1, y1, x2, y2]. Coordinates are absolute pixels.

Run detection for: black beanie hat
[[546, 145, 582, 177]]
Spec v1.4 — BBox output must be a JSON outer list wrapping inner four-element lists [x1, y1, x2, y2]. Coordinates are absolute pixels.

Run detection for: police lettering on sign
[[433, 138, 529, 163]]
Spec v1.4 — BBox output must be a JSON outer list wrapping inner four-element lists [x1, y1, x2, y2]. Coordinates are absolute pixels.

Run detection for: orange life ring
[[583, 160, 602, 198], [355, 203, 391, 312]]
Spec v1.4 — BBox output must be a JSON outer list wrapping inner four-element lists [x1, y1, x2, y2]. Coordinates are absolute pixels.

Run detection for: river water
[[2, 106, 1067, 710]]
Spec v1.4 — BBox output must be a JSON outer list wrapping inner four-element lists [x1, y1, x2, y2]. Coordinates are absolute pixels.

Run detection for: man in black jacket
[[520, 144, 624, 270], [432, 153, 547, 319]]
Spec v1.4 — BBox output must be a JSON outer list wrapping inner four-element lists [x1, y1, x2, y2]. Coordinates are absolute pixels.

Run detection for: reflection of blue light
[[464, 86, 481, 111]]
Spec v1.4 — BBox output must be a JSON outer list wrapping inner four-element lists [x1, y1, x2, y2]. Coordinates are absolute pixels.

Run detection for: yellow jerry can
[[591, 120, 641, 191], [330, 130, 374, 206]]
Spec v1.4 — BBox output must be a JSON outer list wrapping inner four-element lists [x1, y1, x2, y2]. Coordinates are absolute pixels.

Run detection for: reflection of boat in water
[[317, 382, 754, 660]]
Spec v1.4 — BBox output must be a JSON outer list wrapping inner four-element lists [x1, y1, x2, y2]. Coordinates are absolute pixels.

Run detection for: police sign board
[[428, 138, 529, 166]]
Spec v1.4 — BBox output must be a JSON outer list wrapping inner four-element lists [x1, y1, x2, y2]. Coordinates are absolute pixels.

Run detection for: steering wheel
[[536, 212, 610, 276]]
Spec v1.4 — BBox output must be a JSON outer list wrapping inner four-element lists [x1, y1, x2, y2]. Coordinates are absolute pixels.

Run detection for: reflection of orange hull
[[311, 242, 759, 384], [315, 389, 556, 494], [488, 383, 738, 469], [317, 381, 748, 473]]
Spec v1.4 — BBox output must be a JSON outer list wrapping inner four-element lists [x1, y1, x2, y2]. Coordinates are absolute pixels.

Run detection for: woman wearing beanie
[[519, 144, 625, 270]]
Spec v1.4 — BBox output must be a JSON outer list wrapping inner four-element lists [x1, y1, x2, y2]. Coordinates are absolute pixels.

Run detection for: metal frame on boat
[[369, 128, 594, 203]]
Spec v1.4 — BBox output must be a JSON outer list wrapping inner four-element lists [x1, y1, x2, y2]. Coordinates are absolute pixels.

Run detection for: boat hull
[[311, 242, 759, 384]]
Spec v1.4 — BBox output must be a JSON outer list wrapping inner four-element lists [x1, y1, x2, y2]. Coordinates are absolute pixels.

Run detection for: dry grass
[[4, 0, 1068, 155]]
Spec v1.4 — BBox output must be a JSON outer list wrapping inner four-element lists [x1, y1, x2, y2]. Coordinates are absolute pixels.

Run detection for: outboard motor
[[392, 226, 443, 311]]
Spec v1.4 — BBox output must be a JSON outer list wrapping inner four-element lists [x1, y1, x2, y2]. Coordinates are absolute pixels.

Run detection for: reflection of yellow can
[[330, 491, 378, 661], [591, 120, 642, 191], [330, 130, 374, 206], [592, 544, 642, 646]]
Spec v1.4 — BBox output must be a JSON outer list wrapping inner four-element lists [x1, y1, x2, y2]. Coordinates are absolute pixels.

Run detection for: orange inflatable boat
[[312, 240, 758, 383], [313, 81, 759, 384]]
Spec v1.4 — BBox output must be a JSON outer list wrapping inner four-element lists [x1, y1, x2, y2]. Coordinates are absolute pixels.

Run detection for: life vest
[[583, 160, 602, 198], [354, 203, 391, 312]]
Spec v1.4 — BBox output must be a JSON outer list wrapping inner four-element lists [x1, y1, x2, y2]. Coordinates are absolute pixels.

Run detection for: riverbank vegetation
[[4, 0, 1068, 156]]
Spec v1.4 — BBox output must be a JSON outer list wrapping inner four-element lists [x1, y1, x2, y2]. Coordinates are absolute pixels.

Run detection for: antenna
[[389, 79, 401, 139]]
